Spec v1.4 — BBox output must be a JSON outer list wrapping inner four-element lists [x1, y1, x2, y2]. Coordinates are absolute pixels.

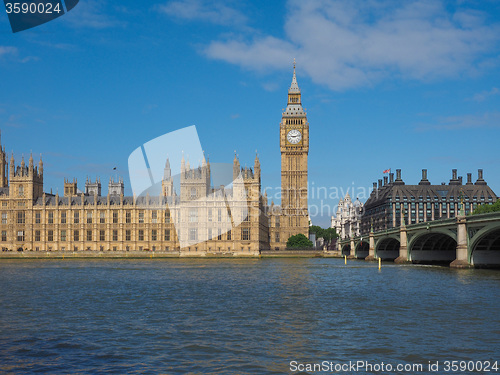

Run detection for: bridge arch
[[355, 241, 369, 259], [408, 231, 457, 264], [469, 223, 500, 267], [375, 237, 400, 260], [341, 244, 351, 256]]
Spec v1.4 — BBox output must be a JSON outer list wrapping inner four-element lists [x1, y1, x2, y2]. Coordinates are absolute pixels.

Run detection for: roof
[[364, 182, 497, 210], [288, 66, 300, 93]]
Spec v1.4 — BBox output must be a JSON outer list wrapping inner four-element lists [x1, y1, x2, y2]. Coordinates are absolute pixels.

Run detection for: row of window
[[284, 118, 303, 124], [2, 229, 172, 242], [3, 228, 252, 242], [2, 209, 252, 225], [1, 210, 173, 225], [368, 202, 482, 216], [392, 195, 492, 202]]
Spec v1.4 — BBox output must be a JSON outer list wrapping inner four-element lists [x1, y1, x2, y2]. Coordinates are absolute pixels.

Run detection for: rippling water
[[1, 259, 499, 374]]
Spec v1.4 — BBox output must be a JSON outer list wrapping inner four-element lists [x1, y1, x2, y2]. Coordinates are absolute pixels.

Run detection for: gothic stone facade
[[0, 66, 309, 254], [1, 151, 268, 255]]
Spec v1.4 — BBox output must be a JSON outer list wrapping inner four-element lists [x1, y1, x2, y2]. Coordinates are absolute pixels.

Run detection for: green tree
[[473, 200, 500, 215], [286, 233, 313, 249], [309, 225, 338, 247]]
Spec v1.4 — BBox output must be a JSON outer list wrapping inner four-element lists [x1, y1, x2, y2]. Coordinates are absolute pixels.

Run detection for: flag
[[383, 168, 391, 174]]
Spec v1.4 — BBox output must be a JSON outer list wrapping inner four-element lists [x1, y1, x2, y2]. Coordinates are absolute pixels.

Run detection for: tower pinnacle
[[289, 59, 300, 94]]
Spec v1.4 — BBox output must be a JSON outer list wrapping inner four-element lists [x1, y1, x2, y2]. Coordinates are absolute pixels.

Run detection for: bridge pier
[[395, 224, 410, 264], [349, 238, 356, 259], [365, 230, 375, 261], [450, 216, 471, 268]]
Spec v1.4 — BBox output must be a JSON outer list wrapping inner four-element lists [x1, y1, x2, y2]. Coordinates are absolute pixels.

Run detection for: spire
[[29, 152, 33, 168], [288, 58, 300, 93], [164, 157, 171, 179], [181, 152, 185, 172], [233, 151, 240, 180], [284, 59, 304, 115], [38, 154, 43, 175], [254, 151, 260, 169]]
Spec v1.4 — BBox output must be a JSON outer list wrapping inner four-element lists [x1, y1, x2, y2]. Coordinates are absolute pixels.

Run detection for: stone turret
[[108, 177, 124, 196], [85, 177, 101, 196], [64, 178, 78, 196]]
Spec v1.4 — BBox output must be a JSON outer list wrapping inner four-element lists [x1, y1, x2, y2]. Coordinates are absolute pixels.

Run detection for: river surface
[[0, 258, 499, 374]]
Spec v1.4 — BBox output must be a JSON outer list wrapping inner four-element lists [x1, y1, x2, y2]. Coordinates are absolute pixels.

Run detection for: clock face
[[287, 129, 302, 144]]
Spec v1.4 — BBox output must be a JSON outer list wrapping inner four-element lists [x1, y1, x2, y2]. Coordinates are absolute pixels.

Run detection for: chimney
[[458, 176, 463, 185], [466, 173, 473, 185], [394, 169, 404, 185], [449, 169, 460, 185], [475, 169, 486, 185], [419, 168, 430, 185], [373, 182, 377, 190], [383, 176, 388, 186], [389, 173, 394, 184], [378, 179, 383, 189]]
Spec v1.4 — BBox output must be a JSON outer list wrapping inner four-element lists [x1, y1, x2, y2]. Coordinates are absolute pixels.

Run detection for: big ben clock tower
[[280, 60, 309, 242]]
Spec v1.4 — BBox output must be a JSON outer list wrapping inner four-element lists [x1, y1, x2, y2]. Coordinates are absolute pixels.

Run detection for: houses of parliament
[[0, 65, 310, 255]]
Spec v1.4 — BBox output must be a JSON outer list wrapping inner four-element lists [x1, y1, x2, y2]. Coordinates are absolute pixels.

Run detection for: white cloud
[[158, 0, 247, 27], [0, 46, 18, 59], [468, 87, 499, 102], [205, 36, 295, 71], [416, 111, 500, 131], [203, 0, 500, 90]]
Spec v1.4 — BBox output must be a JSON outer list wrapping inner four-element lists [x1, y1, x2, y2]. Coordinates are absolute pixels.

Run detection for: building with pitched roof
[[360, 169, 498, 235]]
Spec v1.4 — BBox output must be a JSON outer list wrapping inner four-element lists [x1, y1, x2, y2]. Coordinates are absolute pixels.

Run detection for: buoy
[[378, 257, 381, 270], [344, 255, 347, 264]]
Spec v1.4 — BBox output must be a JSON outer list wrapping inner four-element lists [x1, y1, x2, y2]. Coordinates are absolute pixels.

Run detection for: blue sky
[[1, 0, 500, 227]]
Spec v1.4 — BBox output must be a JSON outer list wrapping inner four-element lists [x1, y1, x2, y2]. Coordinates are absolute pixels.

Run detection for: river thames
[[1, 258, 499, 374]]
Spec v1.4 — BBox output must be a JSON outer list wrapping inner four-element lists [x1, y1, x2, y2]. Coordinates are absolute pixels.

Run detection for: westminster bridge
[[337, 212, 500, 268]]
